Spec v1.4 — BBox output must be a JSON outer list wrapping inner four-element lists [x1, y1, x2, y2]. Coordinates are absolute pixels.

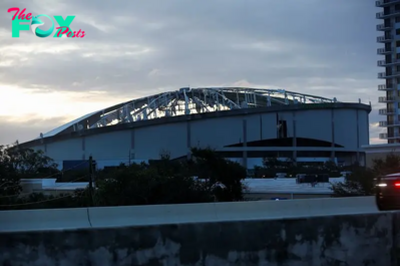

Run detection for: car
[[375, 172, 400, 211]]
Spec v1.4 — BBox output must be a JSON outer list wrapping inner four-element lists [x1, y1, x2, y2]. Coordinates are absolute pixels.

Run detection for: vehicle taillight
[[395, 183, 400, 187]]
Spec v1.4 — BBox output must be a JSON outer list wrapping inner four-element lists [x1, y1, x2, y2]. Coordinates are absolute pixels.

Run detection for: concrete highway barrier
[[0, 196, 379, 232], [211, 196, 379, 222], [0, 207, 91, 232]]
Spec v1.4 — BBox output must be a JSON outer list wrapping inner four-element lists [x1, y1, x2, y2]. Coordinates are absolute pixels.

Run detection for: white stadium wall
[[24, 103, 371, 169], [134, 122, 188, 159], [85, 130, 132, 160], [45, 138, 82, 160], [295, 110, 331, 141], [191, 116, 244, 149]]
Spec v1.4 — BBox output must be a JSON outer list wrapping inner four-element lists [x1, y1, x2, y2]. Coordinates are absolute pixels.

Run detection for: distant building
[[376, 0, 400, 142], [363, 143, 400, 167], [18, 87, 371, 169], [363, 1, 400, 165]]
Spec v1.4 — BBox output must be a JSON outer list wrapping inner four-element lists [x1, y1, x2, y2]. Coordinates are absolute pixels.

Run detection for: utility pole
[[88, 156, 94, 206]]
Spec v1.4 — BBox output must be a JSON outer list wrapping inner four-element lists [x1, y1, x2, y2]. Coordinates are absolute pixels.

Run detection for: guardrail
[[0, 196, 378, 233]]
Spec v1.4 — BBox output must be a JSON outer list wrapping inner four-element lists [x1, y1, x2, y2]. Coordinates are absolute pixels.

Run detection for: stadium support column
[[82, 137, 86, 160], [356, 109, 360, 164], [331, 109, 335, 161], [292, 112, 297, 165], [130, 130, 135, 163], [39, 134, 47, 154], [242, 119, 248, 169], [365, 110, 369, 167], [187, 118, 192, 160]]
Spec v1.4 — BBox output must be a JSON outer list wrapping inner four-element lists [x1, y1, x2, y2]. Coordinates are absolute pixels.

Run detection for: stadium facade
[[19, 87, 371, 169]]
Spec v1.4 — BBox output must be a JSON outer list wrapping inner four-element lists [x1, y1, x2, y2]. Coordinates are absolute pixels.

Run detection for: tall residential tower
[[377, 0, 400, 143]]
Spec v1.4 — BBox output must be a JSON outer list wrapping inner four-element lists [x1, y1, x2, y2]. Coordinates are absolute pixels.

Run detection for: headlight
[[377, 183, 387, 187]]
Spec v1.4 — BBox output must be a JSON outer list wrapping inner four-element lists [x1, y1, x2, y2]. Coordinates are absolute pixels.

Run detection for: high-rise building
[[377, 0, 400, 143]]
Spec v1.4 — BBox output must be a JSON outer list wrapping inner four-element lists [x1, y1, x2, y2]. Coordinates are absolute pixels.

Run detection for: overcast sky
[[0, 0, 383, 145]]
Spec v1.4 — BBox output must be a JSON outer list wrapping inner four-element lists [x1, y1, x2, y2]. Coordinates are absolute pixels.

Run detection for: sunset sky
[[0, 0, 382, 145]]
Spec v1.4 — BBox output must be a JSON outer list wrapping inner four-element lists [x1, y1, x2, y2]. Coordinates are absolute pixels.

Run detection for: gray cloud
[[0, 0, 384, 144], [0, 116, 70, 145]]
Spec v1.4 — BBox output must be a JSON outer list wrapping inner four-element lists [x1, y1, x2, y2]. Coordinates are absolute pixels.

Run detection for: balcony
[[378, 96, 400, 102], [379, 132, 400, 139], [379, 108, 396, 115], [376, 0, 400, 7], [377, 23, 392, 31], [377, 12, 385, 19], [378, 84, 396, 90], [378, 71, 400, 78], [377, 48, 392, 55], [378, 72, 386, 78], [379, 133, 388, 139], [376, 10, 400, 19], [377, 35, 393, 42], [377, 59, 400, 66], [379, 120, 400, 127], [378, 60, 387, 66]]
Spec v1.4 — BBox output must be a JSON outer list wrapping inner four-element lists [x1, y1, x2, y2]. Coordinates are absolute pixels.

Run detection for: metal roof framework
[[40, 87, 338, 138]]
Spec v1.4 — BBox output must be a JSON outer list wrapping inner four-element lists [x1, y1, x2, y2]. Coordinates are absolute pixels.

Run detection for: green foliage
[[323, 160, 339, 173], [7, 145, 58, 179], [372, 153, 400, 175], [0, 147, 247, 210], [0, 146, 21, 202], [260, 157, 342, 178], [190, 147, 246, 201], [94, 162, 213, 207], [330, 167, 375, 197], [330, 153, 400, 197], [263, 157, 282, 169], [0, 143, 60, 207], [263, 157, 294, 175]]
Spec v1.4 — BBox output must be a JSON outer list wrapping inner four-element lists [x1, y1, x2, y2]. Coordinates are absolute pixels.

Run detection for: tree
[[330, 167, 375, 197], [263, 157, 283, 170], [262, 156, 304, 177], [330, 153, 400, 197], [0, 145, 21, 204], [323, 160, 338, 173], [190, 148, 246, 201], [93, 148, 246, 207], [372, 153, 400, 175], [7, 145, 58, 179], [0, 147, 248, 210], [94, 158, 213, 207], [0, 144, 59, 206]]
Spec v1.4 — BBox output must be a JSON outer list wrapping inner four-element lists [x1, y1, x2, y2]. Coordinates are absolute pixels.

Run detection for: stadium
[[19, 87, 371, 169]]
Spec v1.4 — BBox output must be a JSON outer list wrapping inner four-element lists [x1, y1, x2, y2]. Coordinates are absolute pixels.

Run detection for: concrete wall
[[30, 107, 370, 164], [244, 192, 332, 200], [0, 212, 396, 266], [0, 196, 396, 265]]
